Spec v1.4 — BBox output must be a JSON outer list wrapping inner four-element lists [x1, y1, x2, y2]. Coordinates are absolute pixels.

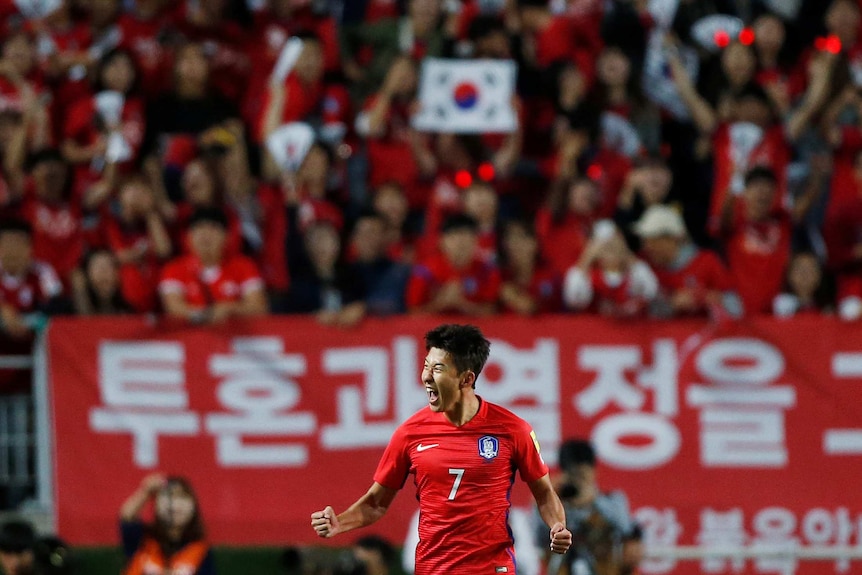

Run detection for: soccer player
[[310, 324, 573, 574]]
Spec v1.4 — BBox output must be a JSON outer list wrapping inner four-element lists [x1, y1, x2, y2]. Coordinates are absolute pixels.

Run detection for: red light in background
[[739, 28, 755, 46], [714, 30, 730, 49], [815, 37, 827, 51], [454, 170, 473, 188], [477, 162, 495, 182], [826, 34, 842, 54], [586, 164, 603, 180]]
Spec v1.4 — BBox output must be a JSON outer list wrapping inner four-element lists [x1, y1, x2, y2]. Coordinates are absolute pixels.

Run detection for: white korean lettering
[[696, 508, 747, 573], [89, 341, 199, 468], [205, 337, 315, 467]]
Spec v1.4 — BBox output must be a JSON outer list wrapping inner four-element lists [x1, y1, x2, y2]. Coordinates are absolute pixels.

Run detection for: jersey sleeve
[[236, 256, 265, 295], [158, 260, 186, 295], [372, 423, 411, 490], [513, 420, 548, 484]]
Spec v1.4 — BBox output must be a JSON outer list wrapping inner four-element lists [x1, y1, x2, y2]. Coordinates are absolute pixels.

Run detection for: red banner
[[47, 316, 862, 574]]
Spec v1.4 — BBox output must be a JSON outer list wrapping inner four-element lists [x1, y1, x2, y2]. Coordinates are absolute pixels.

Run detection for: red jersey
[[501, 265, 562, 314], [723, 206, 791, 315], [710, 123, 789, 226], [535, 209, 593, 275], [19, 195, 84, 282], [405, 253, 501, 312], [159, 254, 263, 309], [103, 214, 163, 313], [359, 94, 424, 207], [117, 11, 176, 97], [0, 261, 63, 313], [374, 399, 548, 575], [651, 247, 735, 316]]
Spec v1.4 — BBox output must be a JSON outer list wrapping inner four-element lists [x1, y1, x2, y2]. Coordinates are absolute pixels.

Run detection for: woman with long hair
[[120, 474, 215, 575]]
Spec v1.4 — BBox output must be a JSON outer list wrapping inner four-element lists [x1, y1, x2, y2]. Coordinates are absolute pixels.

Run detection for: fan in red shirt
[[406, 214, 501, 316], [0, 218, 64, 340], [355, 56, 429, 208], [310, 324, 572, 575], [536, 177, 601, 276], [518, 0, 603, 82], [174, 0, 250, 104], [256, 34, 324, 142], [159, 207, 267, 324], [715, 167, 791, 316], [61, 48, 146, 187], [17, 149, 84, 283], [563, 220, 658, 317], [103, 176, 173, 313], [115, 0, 177, 97], [634, 205, 742, 319], [498, 218, 562, 315]]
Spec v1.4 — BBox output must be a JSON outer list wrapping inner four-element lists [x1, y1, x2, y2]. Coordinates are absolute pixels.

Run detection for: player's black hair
[[424, 324, 491, 385], [188, 207, 228, 230]]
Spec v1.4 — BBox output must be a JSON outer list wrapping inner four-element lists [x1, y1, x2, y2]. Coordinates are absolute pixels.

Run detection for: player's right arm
[[310, 481, 398, 538]]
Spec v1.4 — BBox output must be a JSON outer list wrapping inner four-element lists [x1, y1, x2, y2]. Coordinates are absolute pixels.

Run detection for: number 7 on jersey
[[448, 468, 465, 500]]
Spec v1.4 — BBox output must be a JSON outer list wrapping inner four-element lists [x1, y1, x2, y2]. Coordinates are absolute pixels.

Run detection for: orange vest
[[123, 537, 210, 575]]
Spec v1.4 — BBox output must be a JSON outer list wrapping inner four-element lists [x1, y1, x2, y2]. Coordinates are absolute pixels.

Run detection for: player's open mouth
[[426, 388, 439, 403]]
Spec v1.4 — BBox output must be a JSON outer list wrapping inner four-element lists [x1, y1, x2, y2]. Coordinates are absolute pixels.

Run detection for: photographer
[[536, 439, 643, 575]]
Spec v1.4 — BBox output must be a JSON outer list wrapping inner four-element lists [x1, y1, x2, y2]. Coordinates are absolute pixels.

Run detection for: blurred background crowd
[[0, 0, 861, 349]]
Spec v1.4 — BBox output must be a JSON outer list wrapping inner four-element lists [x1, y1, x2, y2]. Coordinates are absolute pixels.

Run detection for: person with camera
[[536, 439, 643, 575]]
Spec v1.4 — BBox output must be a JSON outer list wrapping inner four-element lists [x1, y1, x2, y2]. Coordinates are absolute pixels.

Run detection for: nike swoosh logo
[[416, 443, 439, 452]]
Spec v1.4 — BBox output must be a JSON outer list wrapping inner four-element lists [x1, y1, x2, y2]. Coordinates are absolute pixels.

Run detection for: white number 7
[[448, 468, 465, 500]]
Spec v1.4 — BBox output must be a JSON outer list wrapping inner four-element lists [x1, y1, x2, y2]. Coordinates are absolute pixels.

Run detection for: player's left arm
[[528, 474, 572, 555]]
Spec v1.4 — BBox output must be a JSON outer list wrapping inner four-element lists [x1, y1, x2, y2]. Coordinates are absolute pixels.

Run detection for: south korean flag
[[412, 58, 518, 134]]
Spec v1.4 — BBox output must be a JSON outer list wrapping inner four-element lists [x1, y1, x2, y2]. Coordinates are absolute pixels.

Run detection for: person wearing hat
[[158, 207, 268, 324], [535, 440, 642, 575], [634, 205, 741, 318], [0, 518, 35, 575], [405, 214, 501, 316]]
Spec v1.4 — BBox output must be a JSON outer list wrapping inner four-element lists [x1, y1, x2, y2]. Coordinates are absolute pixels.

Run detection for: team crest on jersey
[[478, 435, 499, 460]]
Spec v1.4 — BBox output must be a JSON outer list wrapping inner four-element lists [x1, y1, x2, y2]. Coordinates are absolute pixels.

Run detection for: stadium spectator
[[536, 177, 601, 276], [0, 219, 65, 340], [614, 155, 673, 248], [61, 48, 145, 190], [354, 56, 429, 208], [339, 0, 446, 103], [348, 210, 410, 316], [283, 219, 366, 327], [143, 41, 238, 201], [535, 439, 642, 575], [498, 218, 561, 315], [103, 175, 172, 312], [119, 473, 215, 575], [633, 205, 741, 319], [405, 214, 500, 316], [370, 182, 416, 264], [773, 252, 835, 317], [174, 0, 250, 105], [563, 220, 658, 317], [70, 248, 134, 315], [715, 167, 791, 315], [258, 33, 325, 142], [593, 45, 660, 153], [18, 149, 83, 283], [0, 518, 35, 575], [159, 207, 267, 324]]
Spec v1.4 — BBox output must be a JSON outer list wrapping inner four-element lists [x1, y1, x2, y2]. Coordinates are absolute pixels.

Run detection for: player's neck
[[444, 394, 481, 427]]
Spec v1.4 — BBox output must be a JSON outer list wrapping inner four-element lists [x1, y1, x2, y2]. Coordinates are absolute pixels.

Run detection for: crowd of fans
[[1, 0, 861, 343]]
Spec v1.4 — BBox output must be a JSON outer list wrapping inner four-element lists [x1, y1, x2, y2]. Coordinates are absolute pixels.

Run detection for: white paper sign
[[266, 122, 315, 172]]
